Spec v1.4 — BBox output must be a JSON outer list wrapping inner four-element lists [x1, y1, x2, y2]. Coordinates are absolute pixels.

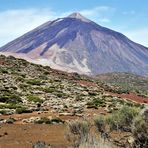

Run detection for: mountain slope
[[0, 12, 148, 76], [96, 72, 148, 95]]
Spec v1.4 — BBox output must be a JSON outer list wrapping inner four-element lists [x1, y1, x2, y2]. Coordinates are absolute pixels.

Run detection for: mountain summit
[[68, 12, 90, 22], [0, 13, 148, 76]]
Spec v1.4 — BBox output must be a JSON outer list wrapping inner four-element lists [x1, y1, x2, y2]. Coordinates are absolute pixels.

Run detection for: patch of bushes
[[16, 107, 33, 114], [0, 103, 21, 109], [66, 120, 111, 147], [94, 106, 140, 133], [42, 87, 55, 93], [94, 116, 106, 133], [27, 95, 43, 103], [0, 110, 7, 115], [66, 120, 90, 147], [106, 106, 139, 131], [88, 91, 97, 96], [0, 68, 8, 74], [32, 141, 51, 148], [34, 117, 51, 124], [6, 118, 16, 124], [86, 98, 105, 108], [34, 117, 64, 124], [51, 117, 64, 124], [27, 79, 43, 85], [0, 94, 22, 104], [132, 109, 148, 148]]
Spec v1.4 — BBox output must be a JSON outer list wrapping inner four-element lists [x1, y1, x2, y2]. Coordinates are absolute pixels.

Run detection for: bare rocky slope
[[0, 12, 148, 76]]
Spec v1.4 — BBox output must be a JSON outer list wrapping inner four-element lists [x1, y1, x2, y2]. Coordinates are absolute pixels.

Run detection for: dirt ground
[[0, 92, 147, 148], [0, 124, 68, 148], [0, 108, 103, 148]]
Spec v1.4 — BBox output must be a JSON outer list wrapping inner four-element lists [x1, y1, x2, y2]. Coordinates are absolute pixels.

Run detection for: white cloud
[[0, 8, 58, 46], [122, 10, 136, 15], [124, 28, 148, 47], [79, 6, 114, 23]]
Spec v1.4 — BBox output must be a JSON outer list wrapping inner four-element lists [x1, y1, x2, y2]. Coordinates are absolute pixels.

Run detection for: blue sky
[[0, 0, 148, 47]]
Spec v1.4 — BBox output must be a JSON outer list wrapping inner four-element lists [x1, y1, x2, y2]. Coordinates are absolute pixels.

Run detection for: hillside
[[0, 55, 148, 148], [96, 72, 148, 96], [1, 55, 147, 116], [0, 12, 148, 76]]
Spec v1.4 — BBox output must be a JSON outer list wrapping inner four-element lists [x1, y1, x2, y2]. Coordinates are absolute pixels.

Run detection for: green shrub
[[16, 108, 33, 114], [56, 93, 63, 98], [106, 106, 139, 131], [0, 110, 7, 115], [0, 103, 21, 109], [43, 87, 55, 93], [34, 117, 51, 124], [68, 120, 90, 138], [0, 68, 8, 74], [27, 95, 43, 103], [132, 109, 148, 148], [6, 118, 16, 124], [94, 116, 106, 133], [66, 120, 90, 147], [32, 141, 51, 148], [0, 94, 22, 103], [27, 79, 43, 85], [51, 117, 64, 124], [86, 98, 105, 108]]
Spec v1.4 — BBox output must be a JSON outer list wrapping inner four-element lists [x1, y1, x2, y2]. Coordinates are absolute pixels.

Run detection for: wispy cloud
[[0, 8, 58, 46], [122, 10, 136, 15], [79, 6, 115, 23]]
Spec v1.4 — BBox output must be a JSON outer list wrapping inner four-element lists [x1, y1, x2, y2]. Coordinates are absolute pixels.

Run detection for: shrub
[[34, 117, 51, 124], [51, 117, 64, 124], [0, 103, 21, 109], [132, 108, 148, 148], [27, 79, 43, 85], [0, 110, 7, 115], [66, 120, 114, 148], [1, 68, 8, 74], [27, 95, 43, 103], [0, 94, 22, 103], [16, 108, 33, 114], [66, 120, 90, 147], [42, 87, 55, 93], [32, 141, 51, 148], [86, 98, 105, 109], [6, 118, 16, 124], [94, 116, 106, 133], [106, 106, 139, 131]]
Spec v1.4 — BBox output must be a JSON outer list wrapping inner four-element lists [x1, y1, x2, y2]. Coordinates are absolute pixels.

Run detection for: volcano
[[0, 12, 148, 76]]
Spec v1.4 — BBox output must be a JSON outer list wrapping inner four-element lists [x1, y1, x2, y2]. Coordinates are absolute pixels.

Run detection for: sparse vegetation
[[16, 107, 33, 114], [0, 55, 147, 148], [66, 120, 91, 147], [132, 108, 148, 148], [32, 141, 51, 148], [27, 95, 43, 103]]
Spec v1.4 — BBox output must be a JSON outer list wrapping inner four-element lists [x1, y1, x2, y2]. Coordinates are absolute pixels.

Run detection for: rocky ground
[[0, 55, 147, 147]]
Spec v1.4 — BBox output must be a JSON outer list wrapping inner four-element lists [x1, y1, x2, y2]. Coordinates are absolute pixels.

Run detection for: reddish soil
[[0, 60, 4, 65], [0, 124, 68, 148], [77, 80, 97, 87], [0, 108, 108, 148], [109, 92, 148, 104]]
